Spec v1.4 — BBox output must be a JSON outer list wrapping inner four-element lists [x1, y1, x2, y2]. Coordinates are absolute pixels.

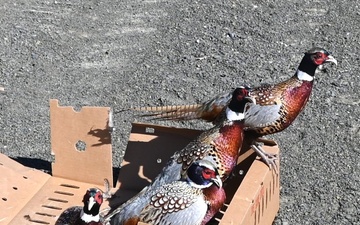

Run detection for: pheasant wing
[[244, 103, 282, 129], [139, 182, 207, 225]]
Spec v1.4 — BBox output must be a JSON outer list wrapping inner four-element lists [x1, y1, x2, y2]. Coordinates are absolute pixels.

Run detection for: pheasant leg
[[251, 143, 278, 174]]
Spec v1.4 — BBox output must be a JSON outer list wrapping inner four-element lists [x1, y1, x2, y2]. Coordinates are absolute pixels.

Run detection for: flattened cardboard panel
[[50, 99, 113, 186], [0, 154, 50, 224], [8, 177, 110, 225]]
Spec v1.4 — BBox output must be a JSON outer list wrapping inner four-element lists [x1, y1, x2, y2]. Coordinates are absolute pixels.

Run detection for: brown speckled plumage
[[175, 119, 245, 180], [120, 161, 225, 225], [247, 76, 313, 135]]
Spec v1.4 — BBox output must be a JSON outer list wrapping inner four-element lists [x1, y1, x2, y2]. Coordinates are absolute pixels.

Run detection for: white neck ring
[[297, 70, 314, 81]]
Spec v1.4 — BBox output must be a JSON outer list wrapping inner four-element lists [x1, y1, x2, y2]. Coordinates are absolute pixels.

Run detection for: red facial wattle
[[313, 52, 327, 65], [95, 192, 103, 205]]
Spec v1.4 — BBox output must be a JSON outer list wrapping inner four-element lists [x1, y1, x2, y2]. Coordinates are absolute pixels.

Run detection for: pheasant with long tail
[[134, 47, 337, 169]]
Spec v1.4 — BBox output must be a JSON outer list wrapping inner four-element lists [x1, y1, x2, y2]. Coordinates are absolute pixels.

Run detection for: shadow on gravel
[[11, 157, 52, 174], [11, 157, 121, 183]]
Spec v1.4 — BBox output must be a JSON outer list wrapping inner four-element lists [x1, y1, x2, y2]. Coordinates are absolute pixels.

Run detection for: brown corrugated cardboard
[[0, 100, 279, 225], [0, 153, 51, 224], [50, 99, 113, 186]]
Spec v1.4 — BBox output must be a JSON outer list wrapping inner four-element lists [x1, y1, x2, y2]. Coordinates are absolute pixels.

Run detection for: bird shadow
[[87, 127, 111, 146]]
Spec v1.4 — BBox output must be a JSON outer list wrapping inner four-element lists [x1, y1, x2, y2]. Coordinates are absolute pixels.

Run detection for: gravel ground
[[1, 0, 359, 224]]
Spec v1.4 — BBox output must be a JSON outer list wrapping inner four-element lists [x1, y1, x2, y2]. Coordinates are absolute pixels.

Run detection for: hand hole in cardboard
[[75, 140, 86, 151], [54, 191, 74, 196], [145, 127, 155, 133], [42, 205, 62, 210], [60, 184, 80, 189], [48, 198, 68, 203], [35, 212, 57, 217], [24, 215, 51, 224]]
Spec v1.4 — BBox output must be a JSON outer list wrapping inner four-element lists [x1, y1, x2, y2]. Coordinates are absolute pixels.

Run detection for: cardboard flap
[[8, 176, 110, 225], [220, 145, 280, 225], [50, 99, 113, 186], [0, 154, 51, 224]]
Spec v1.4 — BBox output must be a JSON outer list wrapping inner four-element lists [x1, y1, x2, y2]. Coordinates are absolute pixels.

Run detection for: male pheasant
[[55, 188, 104, 225], [109, 160, 225, 225], [135, 47, 337, 169], [104, 87, 252, 224], [55, 179, 112, 225]]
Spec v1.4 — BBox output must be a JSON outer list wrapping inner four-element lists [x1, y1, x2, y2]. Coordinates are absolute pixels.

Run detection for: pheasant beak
[[211, 175, 223, 188], [87, 196, 96, 211], [325, 55, 337, 65]]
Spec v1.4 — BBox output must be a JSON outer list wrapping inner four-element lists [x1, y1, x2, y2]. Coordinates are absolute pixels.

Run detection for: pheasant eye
[[235, 89, 247, 101], [202, 168, 215, 180], [315, 52, 324, 59]]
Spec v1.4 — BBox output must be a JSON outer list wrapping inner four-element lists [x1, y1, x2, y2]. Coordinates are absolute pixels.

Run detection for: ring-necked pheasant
[[55, 179, 112, 225], [55, 188, 104, 225], [134, 47, 337, 170], [104, 87, 252, 224], [109, 160, 225, 225]]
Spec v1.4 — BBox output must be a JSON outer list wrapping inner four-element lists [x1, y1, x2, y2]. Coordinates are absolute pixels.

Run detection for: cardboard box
[[0, 99, 113, 225], [0, 100, 279, 225]]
